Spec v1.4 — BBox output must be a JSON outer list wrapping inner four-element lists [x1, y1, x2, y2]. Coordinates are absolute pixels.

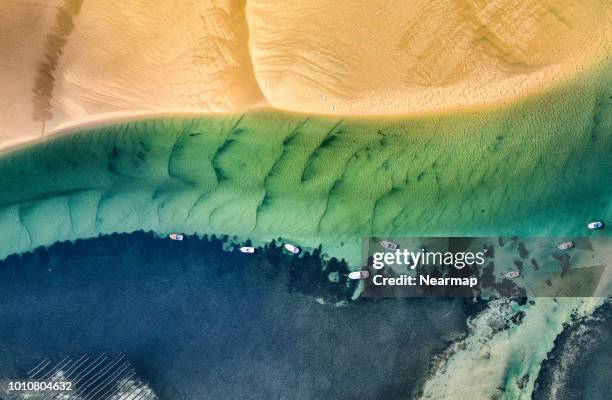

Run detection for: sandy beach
[[1, 0, 611, 153]]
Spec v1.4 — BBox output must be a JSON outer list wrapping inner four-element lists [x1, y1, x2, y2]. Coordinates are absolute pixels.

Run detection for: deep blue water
[[0, 232, 469, 399]]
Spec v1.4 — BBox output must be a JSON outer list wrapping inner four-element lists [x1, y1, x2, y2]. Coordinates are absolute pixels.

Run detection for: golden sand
[[248, 0, 611, 113], [0, 0, 264, 148], [1, 0, 611, 151]]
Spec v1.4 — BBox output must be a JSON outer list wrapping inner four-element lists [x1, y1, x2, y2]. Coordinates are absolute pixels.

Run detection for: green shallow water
[[0, 74, 611, 264]]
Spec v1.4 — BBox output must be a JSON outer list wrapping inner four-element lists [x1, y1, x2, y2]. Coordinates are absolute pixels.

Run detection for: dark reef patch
[[533, 301, 612, 400]]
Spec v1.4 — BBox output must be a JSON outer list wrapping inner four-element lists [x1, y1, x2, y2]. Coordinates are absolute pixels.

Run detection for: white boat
[[169, 233, 184, 241], [348, 270, 370, 280], [239, 246, 255, 253], [505, 271, 520, 279], [284, 243, 301, 254], [557, 241, 573, 250], [380, 240, 399, 250], [587, 221, 604, 230]]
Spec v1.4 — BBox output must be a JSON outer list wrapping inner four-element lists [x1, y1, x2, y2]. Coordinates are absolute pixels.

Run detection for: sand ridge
[[248, 0, 611, 113]]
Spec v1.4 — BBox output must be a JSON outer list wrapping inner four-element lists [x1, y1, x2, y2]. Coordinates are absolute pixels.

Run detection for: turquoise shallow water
[[0, 96, 610, 265]]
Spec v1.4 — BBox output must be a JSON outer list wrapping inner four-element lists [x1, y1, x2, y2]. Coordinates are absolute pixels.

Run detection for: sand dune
[[248, 0, 610, 114], [0, 0, 264, 148], [1, 0, 611, 151]]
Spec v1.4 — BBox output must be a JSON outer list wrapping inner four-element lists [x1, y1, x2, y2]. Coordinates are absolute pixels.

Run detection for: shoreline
[[1, 54, 609, 157]]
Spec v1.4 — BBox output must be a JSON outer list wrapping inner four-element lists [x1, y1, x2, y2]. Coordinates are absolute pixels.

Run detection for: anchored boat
[[505, 271, 520, 279], [284, 243, 301, 254], [380, 240, 399, 250], [587, 221, 604, 230], [348, 270, 370, 280]]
